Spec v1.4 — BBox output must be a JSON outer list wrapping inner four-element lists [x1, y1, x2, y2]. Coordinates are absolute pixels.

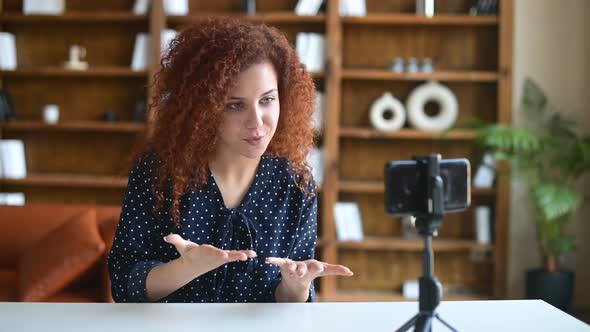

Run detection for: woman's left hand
[[265, 257, 353, 288]]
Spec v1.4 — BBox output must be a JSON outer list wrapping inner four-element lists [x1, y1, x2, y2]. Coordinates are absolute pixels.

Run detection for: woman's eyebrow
[[228, 88, 277, 100]]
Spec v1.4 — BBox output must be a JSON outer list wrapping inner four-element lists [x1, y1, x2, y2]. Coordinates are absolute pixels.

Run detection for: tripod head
[[412, 155, 445, 237]]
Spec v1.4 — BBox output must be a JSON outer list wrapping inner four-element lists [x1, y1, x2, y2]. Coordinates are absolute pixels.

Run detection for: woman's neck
[[208, 150, 261, 184]]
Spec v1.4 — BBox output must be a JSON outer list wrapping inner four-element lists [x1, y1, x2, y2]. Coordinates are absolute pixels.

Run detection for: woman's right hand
[[163, 233, 257, 276]]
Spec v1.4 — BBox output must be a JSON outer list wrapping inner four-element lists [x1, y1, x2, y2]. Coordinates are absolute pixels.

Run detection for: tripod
[[395, 155, 458, 332]]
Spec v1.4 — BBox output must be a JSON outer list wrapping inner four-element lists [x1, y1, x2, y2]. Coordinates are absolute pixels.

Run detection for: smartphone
[[384, 158, 471, 216]]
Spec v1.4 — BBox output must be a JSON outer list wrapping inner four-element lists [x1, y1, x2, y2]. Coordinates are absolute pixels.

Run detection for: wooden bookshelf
[[0, 0, 512, 302]]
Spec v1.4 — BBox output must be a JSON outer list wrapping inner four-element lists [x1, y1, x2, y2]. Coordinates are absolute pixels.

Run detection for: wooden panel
[[341, 81, 497, 127], [2, 23, 146, 67], [337, 249, 493, 293], [3, 77, 145, 121], [338, 139, 477, 180], [2, 131, 139, 176], [342, 25, 498, 71]]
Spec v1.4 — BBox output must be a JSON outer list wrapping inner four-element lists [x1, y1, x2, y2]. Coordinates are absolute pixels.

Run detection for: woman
[[108, 17, 353, 303]]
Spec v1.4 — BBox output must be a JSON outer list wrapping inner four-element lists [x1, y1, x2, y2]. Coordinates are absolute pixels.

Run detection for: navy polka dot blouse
[[107, 154, 318, 303]]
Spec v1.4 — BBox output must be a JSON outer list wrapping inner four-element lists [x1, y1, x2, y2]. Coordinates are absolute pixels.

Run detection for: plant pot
[[526, 268, 574, 311]]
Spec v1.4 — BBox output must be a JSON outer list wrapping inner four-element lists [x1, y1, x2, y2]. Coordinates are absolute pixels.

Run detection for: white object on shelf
[[406, 57, 419, 73], [416, 0, 435, 17], [340, 0, 366, 17], [133, 0, 150, 15], [369, 92, 406, 132], [0, 193, 26, 206], [132, 30, 178, 70], [474, 206, 492, 244], [0, 140, 27, 179], [160, 29, 178, 58], [23, 0, 64, 15], [313, 91, 324, 129], [131, 33, 150, 71], [473, 152, 496, 188], [406, 81, 458, 132], [164, 0, 189, 16], [307, 147, 324, 185], [63, 45, 88, 71], [402, 280, 419, 299], [295, 0, 323, 16], [0, 32, 17, 70], [42, 104, 60, 124], [295, 33, 325, 73], [334, 202, 364, 242]]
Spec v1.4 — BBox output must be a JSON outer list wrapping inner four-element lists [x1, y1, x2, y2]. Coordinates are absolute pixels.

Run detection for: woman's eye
[[227, 103, 243, 111], [260, 96, 275, 105]]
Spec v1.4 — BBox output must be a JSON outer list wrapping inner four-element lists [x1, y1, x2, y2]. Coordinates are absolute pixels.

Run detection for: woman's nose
[[245, 106, 264, 129]]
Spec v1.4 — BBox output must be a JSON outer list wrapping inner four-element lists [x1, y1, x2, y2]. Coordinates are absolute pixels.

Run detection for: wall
[[511, 0, 590, 310]]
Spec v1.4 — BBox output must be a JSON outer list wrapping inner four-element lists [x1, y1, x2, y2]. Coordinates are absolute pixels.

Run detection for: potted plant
[[465, 78, 590, 311]]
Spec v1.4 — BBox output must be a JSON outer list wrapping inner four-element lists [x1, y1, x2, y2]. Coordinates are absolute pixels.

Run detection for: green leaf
[[533, 184, 582, 221], [521, 78, 547, 116]]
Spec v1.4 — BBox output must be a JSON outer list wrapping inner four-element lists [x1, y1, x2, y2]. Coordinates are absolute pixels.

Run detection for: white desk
[[0, 300, 588, 332]]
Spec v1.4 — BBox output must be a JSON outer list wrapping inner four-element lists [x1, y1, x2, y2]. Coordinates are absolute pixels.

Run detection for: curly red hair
[[131, 17, 318, 226]]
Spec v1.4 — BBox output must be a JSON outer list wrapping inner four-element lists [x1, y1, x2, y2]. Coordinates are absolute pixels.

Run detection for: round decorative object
[[369, 92, 406, 132], [406, 81, 458, 132]]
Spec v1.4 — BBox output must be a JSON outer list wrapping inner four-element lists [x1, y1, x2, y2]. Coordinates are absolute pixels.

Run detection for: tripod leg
[[435, 314, 459, 332], [415, 314, 433, 332], [394, 313, 420, 332]]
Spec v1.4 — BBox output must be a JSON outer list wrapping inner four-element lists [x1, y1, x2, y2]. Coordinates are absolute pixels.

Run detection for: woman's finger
[[226, 250, 248, 262], [320, 263, 354, 277], [295, 262, 308, 277], [163, 234, 193, 254], [285, 259, 298, 277], [265, 257, 288, 266]]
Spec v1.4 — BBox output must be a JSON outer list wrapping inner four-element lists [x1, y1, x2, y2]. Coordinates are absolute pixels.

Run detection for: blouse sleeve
[[107, 157, 165, 303], [271, 185, 319, 302]]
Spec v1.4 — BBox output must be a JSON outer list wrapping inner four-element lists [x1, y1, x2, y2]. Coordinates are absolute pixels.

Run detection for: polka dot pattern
[[107, 154, 318, 303]]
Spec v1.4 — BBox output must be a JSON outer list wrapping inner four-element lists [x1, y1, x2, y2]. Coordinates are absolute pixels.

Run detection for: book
[[0, 140, 27, 179], [307, 147, 324, 185], [473, 152, 496, 188], [131, 33, 150, 71], [0, 193, 25, 206], [314, 91, 324, 129], [160, 29, 178, 58], [296, 33, 325, 73], [334, 202, 364, 241], [133, 0, 150, 15], [340, 0, 366, 17], [0, 32, 17, 70], [164, 0, 189, 16], [295, 0, 323, 16], [474, 205, 492, 244], [23, 0, 64, 15]]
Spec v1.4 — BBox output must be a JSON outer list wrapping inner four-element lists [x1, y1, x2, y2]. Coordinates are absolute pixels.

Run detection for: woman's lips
[[244, 136, 264, 146]]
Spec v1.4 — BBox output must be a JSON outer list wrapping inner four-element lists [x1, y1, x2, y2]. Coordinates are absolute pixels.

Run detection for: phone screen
[[385, 158, 471, 215]]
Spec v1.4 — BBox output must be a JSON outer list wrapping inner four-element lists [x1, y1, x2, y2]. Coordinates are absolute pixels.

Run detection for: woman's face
[[217, 62, 280, 160]]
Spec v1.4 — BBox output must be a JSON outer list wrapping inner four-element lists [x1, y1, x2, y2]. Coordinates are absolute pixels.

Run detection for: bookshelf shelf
[[341, 13, 498, 26], [167, 12, 325, 25], [338, 236, 494, 252], [341, 69, 499, 82], [0, 67, 147, 78], [0, 121, 145, 133], [339, 128, 477, 140], [0, 173, 128, 189], [0, 12, 147, 23]]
